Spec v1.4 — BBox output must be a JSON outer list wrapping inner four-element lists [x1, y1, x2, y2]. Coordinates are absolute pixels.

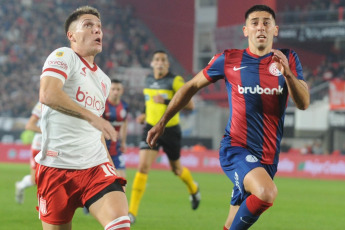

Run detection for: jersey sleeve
[[202, 52, 225, 82], [123, 101, 129, 119], [31, 102, 42, 118], [40, 47, 73, 84], [172, 75, 185, 92], [288, 50, 304, 81]]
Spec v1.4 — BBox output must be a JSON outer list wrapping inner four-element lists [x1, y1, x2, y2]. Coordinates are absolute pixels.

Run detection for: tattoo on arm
[[55, 105, 82, 118]]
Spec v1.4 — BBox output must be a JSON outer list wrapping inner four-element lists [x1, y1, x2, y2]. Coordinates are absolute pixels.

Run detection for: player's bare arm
[[120, 119, 128, 153], [101, 134, 116, 168], [136, 113, 146, 124], [40, 76, 117, 141], [147, 71, 210, 148], [25, 115, 41, 133], [153, 93, 194, 110], [272, 49, 310, 110], [183, 97, 195, 110]]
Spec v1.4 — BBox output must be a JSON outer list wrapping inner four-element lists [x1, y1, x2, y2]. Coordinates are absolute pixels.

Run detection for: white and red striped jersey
[[31, 102, 42, 151], [35, 47, 111, 169]]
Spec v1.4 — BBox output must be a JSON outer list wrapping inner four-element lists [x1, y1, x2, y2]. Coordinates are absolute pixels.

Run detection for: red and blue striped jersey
[[203, 48, 304, 164], [102, 99, 129, 156]]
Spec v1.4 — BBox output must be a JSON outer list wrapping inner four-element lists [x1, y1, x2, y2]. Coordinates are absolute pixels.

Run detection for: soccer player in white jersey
[[15, 102, 42, 204], [36, 6, 130, 230]]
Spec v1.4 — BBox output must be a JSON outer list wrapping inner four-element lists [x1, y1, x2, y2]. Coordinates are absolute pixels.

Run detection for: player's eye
[[84, 23, 92, 28]]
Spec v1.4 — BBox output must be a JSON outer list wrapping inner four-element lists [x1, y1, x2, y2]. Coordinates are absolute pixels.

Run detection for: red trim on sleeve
[[202, 69, 214, 82], [202, 53, 223, 83], [43, 68, 67, 79]]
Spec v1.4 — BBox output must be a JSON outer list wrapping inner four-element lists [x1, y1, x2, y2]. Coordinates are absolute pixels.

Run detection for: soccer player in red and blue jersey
[[146, 5, 310, 230], [103, 79, 129, 178]]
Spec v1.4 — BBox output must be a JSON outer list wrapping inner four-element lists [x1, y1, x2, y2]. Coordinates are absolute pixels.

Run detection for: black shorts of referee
[[139, 124, 181, 161]]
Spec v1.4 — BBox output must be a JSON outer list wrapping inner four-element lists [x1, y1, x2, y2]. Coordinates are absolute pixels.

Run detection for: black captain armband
[[164, 99, 171, 105]]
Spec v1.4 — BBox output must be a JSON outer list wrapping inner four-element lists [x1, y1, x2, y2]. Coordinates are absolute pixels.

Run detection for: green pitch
[[1, 163, 344, 229]]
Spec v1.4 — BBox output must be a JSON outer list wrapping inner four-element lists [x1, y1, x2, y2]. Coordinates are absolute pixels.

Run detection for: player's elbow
[[25, 122, 32, 131], [185, 100, 195, 110], [39, 88, 54, 107], [297, 97, 310, 110], [298, 103, 309, 111]]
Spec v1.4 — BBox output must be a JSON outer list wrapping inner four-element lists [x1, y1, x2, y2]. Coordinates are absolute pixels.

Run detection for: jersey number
[[101, 164, 117, 177]]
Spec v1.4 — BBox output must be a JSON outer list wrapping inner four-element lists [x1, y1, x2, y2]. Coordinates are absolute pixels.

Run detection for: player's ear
[[150, 61, 154, 68], [243, 26, 248, 37], [274, 25, 279, 37], [67, 31, 76, 42]]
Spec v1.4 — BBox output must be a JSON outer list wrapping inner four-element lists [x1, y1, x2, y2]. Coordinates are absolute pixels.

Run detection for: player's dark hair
[[245, 5, 276, 20], [64, 6, 100, 34], [111, 79, 122, 84], [152, 50, 167, 57]]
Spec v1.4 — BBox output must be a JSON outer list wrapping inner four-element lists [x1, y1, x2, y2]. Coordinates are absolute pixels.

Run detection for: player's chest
[[104, 104, 127, 122], [226, 58, 285, 87]]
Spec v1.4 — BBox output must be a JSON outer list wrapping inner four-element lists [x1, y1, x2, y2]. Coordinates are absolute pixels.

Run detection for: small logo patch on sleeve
[[55, 51, 64, 57]]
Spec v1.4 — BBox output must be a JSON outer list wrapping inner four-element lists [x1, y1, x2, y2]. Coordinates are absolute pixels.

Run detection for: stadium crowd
[[1, 0, 343, 118], [280, 0, 345, 24], [0, 0, 155, 117]]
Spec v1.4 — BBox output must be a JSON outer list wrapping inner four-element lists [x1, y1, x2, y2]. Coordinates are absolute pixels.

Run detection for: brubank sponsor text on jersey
[[237, 85, 284, 95]]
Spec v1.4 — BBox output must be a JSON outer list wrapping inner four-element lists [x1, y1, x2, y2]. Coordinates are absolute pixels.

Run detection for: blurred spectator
[[311, 139, 325, 155], [191, 142, 207, 152], [0, 0, 156, 117], [280, 140, 291, 153], [339, 142, 345, 155]]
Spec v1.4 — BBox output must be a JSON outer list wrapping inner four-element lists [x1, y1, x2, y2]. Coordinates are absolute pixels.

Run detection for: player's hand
[[153, 94, 165, 104], [120, 143, 127, 153], [271, 49, 293, 77], [89, 115, 117, 141], [136, 113, 146, 124], [146, 122, 165, 148]]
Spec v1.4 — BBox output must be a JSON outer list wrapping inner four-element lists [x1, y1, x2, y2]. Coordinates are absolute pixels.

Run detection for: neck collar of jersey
[[245, 48, 272, 59], [75, 52, 98, 72]]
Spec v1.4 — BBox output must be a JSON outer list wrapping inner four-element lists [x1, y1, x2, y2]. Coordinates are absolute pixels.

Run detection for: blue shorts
[[107, 141, 126, 170], [111, 152, 125, 170], [219, 140, 277, 206]]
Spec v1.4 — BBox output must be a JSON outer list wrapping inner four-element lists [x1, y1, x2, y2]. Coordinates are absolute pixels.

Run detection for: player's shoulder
[[146, 73, 154, 80], [169, 72, 181, 79], [223, 48, 244, 54], [32, 101, 42, 116], [48, 47, 75, 58], [34, 101, 41, 109], [277, 48, 298, 56], [210, 49, 244, 60], [121, 99, 129, 108]]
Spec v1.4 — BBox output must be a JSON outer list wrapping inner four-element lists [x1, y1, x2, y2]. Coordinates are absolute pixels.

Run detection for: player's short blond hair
[[64, 6, 100, 34]]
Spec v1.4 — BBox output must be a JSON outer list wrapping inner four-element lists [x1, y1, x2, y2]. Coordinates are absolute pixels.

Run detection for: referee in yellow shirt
[[128, 50, 201, 224]]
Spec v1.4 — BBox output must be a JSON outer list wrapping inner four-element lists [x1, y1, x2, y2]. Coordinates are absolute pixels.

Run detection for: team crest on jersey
[[101, 81, 107, 97], [268, 62, 282, 76], [245, 155, 258, 163], [55, 51, 64, 57], [39, 197, 48, 215]]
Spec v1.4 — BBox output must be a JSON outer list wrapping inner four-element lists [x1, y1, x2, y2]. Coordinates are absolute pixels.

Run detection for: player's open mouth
[[257, 35, 266, 39], [95, 38, 101, 44]]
